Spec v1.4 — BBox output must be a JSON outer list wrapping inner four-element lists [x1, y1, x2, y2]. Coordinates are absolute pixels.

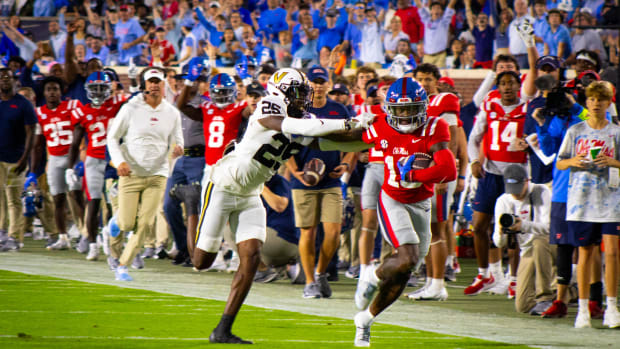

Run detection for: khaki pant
[[339, 189, 362, 267], [423, 51, 447, 68], [112, 175, 166, 266], [292, 186, 343, 228], [0, 184, 7, 231], [515, 238, 557, 313], [144, 199, 169, 248], [0, 162, 25, 240], [262, 227, 298, 267]]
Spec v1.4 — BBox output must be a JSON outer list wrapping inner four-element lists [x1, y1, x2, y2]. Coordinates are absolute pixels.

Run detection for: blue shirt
[[525, 96, 553, 184], [0, 94, 37, 163], [317, 27, 345, 51], [195, 8, 223, 46], [86, 46, 110, 65], [292, 24, 318, 60], [34, 0, 56, 16], [533, 16, 550, 56], [344, 20, 362, 60], [258, 8, 288, 44], [473, 26, 495, 62], [290, 100, 350, 190], [263, 174, 297, 245], [543, 25, 572, 59], [114, 18, 145, 64]]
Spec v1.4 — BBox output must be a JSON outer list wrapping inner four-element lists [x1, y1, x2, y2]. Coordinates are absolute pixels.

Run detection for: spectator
[[532, 0, 550, 56], [196, 8, 226, 47], [328, 82, 354, 115], [556, 81, 620, 328], [542, 9, 571, 59], [231, 0, 253, 25], [34, 0, 56, 16], [0, 15, 22, 58], [461, 43, 476, 69], [384, 15, 410, 62], [162, 0, 179, 20], [492, 164, 554, 315], [48, 20, 67, 61], [495, 8, 513, 56], [216, 27, 241, 67], [465, 0, 495, 69], [317, 8, 347, 52], [257, 0, 288, 44], [416, 0, 457, 68], [286, 65, 354, 298], [64, 22, 104, 104], [274, 30, 293, 68], [292, 12, 319, 68], [228, 11, 246, 42], [177, 19, 198, 68], [349, 6, 385, 67], [394, 0, 424, 45], [149, 27, 176, 67], [509, 0, 535, 68], [569, 12, 607, 63], [342, 1, 364, 65], [446, 39, 464, 69], [115, 4, 146, 65]]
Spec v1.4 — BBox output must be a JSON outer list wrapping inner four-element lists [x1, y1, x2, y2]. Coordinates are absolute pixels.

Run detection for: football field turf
[[1, 241, 619, 348]]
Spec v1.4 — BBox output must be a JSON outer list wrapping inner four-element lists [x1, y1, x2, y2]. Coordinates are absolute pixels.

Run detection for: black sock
[[214, 314, 235, 335], [589, 281, 603, 306]]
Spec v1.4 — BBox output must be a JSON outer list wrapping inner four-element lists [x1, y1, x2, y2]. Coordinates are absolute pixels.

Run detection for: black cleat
[[209, 331, 253, 344]]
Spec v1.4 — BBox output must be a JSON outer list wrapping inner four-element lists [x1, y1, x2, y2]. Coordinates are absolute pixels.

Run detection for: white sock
[[478, 268, 489, 278], [431, 278, 444, 290], [510, 275, 517, 283], [89, 242, 97, 250], [489, 261, 502, 276], [607, 297, 618, 310], [356, 308, 375, 327], [360, 264, 368, 276], [578, 299, 590, 315], [59, 233, 68, 241], [424, 277, 432, 288], [446, 255, 454, 266], [368, 267, 380, 285]]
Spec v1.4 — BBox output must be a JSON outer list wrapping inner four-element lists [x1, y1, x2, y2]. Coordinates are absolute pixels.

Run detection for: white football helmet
[[267, 68, 313, 118]]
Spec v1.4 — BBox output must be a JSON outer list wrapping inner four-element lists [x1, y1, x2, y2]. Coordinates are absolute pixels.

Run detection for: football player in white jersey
[[177, 67, 358, 344]]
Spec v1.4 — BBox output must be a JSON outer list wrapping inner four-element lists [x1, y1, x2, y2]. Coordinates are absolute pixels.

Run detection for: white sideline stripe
[[0, 334, 353, 343]]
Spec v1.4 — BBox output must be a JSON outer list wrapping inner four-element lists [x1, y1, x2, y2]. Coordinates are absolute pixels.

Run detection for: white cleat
[[408, 286, 448, 301], [227, 255, 240, 273], [355, 265, 379, 310], [354, 312, 373, 347], [603, 308, 620, 328], [47, 237, 71, 250], [574, 312, 592, 329], [86, 243, 99, 261]]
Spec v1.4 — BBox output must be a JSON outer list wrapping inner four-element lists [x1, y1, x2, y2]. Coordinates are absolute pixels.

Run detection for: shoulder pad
[[256, 95, 287, 118]]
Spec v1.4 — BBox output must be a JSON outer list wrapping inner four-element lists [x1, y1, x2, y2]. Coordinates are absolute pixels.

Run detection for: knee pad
[[556, 244, 574, 285]]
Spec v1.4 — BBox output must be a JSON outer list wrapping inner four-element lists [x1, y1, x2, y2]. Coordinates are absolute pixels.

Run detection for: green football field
[[1, 240, 619, 348]]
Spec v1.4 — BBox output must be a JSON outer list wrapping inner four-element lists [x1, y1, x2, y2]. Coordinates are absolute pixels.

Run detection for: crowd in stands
[[0, 0, 619, 336]]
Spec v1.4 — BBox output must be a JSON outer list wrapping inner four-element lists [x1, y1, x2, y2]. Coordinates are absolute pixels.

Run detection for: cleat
[[507, 281, 516, 299], [464, 274, 496, 296], [254, 268, 280, 283], [209, 331, 252, 344], [541, 300, 568, 318], [154, 244, 168, 259], [345, 265, 360, 279], [86, 243, 99, 261], [407, 274, 421, 287], [166, 244, 179, 260], [0, 229, 8, 243], [107, 256, 120, 270], [287, 262, 305, 284], [227, 254, 239, 273], [408, 286, 448, 301], [115, 266, 133, 281], [444, 264, 456, 282], [207, 250, 229, 271], [337, 260, 350, 270], [141, 247, 155, 259], [317, 273, 332, 298], [453, 258, 461, 274], [355, 265, 379, 310], [303, 282, 322, 298], [574, 312, 591, 329], [530, 301, 553, 316], [131, 255, 144, 269], [75, 236, 89, 254], [354, 311, 373, 347], [589, 301, 604, 319], [67, 225, 81, 239], [3, 238, 20, 251], [603, 307, 620, 328], [47, 236, 70, 250], [488, 278, 509, 296]]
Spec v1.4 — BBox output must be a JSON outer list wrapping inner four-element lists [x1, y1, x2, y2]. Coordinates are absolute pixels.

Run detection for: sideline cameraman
[[492, 164, 554, 315]]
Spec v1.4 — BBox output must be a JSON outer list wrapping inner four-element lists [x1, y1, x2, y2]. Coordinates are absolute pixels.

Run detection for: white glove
[[127, 59, 138, 80], [65, 168, 79, 187], [353, 105, 376, 129], [517, 19, 535, 49]]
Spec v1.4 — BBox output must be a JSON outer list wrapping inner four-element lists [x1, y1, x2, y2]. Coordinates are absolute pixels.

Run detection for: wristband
[[458, 175, 466, 180]]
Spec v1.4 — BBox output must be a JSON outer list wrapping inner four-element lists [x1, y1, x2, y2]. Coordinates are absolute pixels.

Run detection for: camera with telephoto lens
[[499, 213, 521, 234], [535, 75, 572, 119]]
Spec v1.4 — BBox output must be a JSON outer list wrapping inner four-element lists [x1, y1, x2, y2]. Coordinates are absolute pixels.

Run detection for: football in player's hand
[[302, 158, 326, 186], [399, 153, 434, 173]]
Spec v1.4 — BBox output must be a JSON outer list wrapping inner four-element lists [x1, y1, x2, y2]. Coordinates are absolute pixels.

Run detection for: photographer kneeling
[[493, 164, 555, 315]]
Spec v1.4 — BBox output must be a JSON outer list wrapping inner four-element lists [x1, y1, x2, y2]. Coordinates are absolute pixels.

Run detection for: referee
[[107, 67, 183, 281]]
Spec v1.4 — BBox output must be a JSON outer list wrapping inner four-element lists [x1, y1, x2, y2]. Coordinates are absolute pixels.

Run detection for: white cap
[[144, 68, 164, 82]]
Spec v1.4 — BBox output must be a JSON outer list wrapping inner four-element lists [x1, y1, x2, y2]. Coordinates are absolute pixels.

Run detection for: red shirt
[[428, 92, 463, 128], [201, 100, 247, 165], [363, 116, 450, 204], [395, 6, 424, 44], [162, 1, 179, 20], [71, 95, 127, 159], [36, 100, 82, 156], [480, 100, 527, 164], [351, 94, 365, 115], [149, 39, 176, 66]]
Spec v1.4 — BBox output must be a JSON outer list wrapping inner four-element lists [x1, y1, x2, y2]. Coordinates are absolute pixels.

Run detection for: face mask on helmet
[[85, 82, 111, 106], [284, 82, 313, 118], [387, 101, 427, 133], [210, 87, 236, 108]]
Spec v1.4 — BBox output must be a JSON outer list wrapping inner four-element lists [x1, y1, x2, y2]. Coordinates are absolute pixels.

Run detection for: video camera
[[499, 213, 521, 249], [535, 75, 572, 119]]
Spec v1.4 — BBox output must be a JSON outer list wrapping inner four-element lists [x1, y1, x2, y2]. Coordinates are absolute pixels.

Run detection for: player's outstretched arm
[[257, 114, 355, 137], [315, 129, 371, 152]]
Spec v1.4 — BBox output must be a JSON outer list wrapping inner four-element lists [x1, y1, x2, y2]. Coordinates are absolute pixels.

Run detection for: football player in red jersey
[[34, 77, 84, 251], [68, 72, 127, 262], [407, 63, 467, 300], [177, 66, 252, 254], [466, 71, 531, 296], [320, 77, 457, 346]]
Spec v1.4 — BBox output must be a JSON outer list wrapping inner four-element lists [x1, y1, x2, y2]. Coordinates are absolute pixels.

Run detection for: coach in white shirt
[[107, 67, 184, 281]]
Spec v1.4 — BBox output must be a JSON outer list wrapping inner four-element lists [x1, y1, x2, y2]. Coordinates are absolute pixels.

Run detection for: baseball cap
[[144, 68, 165, 82], [326, 8, 339, 17], [576, 51, 598, 66], [155, 26, 165, 32], [536, 55, 561, 70], [503, 164, 528, 195], [246, 82, 266, 96], [119, 4, 129, 11], [365, 5, 375, 12], [210, 1, 221, 8], [367, 85, 378, 97], [438, 76, 455, 88], [307, 65, 329, 83], [329, 83, 350, 95]]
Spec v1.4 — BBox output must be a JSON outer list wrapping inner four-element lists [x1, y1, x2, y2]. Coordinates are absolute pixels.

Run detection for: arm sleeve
[[281, 117, 347, 136], [492, 195, 510, 249], [441, 7, 455, 26], [473, 71, 496, 107], [419, 7, 431, 24], [172, 110, 184, 149], [467, 110, 487, 162], [318, 138, 372, 152], [406, 148, 457, 183], [106, 104, 130, 167]]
